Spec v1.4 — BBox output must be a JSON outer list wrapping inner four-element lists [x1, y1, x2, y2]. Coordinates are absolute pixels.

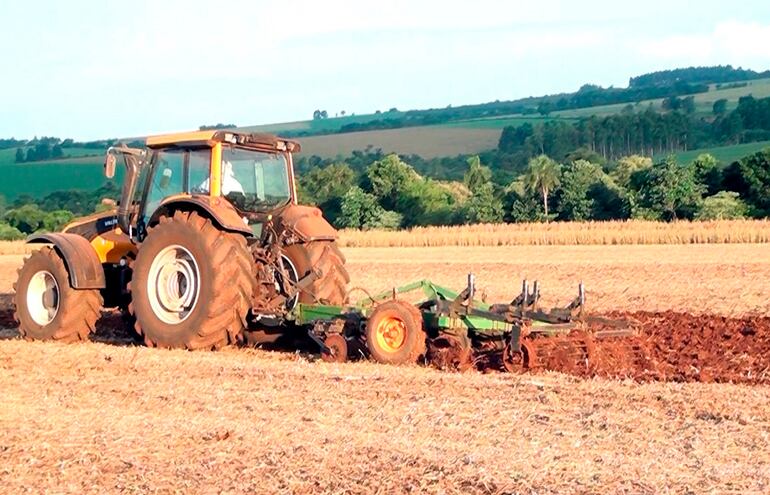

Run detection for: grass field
[[0, 147, 102, 167], [1, 241, 769, 493], [660, 140, 770, 165], [0, 156, 118, 200]]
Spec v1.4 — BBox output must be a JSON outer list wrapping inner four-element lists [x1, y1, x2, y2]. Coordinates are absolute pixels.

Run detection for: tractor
[[13, 130, 349, 350]]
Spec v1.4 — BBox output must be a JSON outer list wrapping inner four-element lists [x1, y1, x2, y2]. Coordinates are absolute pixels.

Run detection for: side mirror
[[104, 153, 117, 179]]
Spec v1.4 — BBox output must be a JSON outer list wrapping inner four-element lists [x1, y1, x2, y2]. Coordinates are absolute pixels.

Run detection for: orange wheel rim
[[375, 316, 407, 352]]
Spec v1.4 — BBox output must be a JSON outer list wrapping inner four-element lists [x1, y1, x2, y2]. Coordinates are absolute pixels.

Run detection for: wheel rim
[[26, 270, 60, 326], [146, 245, 200, 325], [375, 316, 407, 352]]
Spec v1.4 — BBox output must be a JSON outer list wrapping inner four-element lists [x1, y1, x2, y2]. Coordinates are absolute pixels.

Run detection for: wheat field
[[339, 219, 770, 247]]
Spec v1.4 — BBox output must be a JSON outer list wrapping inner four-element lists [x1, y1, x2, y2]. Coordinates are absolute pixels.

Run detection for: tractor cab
[[105, 130, 301, 241]]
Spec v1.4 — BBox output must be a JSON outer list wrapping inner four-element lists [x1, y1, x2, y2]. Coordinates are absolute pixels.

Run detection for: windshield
[[222, 147, 291, 212]]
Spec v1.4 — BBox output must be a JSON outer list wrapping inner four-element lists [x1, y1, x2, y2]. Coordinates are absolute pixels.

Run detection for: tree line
[[298, 147, 770, 231], [0, 145, 766, 239], [0, 183, 119, 240], [296, 66, 765, 138]]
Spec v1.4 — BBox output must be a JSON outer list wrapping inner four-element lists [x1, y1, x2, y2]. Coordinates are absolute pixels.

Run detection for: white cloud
[[637, 20, 770, 67]]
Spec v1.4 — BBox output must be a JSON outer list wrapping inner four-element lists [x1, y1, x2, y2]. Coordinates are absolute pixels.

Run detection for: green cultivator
[[294, 275, 646, 373]]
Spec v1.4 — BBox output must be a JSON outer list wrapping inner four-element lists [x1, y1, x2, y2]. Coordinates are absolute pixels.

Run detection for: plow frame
[[290, 276, 604, 361]]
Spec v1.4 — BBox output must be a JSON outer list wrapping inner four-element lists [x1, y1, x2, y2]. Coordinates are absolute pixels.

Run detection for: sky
[[2, 0, 770, 140]]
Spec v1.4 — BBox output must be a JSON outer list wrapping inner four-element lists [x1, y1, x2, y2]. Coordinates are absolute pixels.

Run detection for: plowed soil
[[528, 311, 770, 385]]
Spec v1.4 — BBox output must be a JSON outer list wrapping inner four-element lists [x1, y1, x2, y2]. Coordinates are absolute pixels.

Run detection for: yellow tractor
[[13, 130, 349, 349]]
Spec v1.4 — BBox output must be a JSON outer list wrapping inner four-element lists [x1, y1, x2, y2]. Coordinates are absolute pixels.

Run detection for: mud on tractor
[[13, 130, 644, 374]]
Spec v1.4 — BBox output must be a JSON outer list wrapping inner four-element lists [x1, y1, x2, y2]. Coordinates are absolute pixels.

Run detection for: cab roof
[[145, 130, 301, 152]]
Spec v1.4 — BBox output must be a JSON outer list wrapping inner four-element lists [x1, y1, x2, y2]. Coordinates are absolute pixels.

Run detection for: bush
[[0, 223, 25, 240], [696, 191, 748, 220], [337, 187, 402, 230]]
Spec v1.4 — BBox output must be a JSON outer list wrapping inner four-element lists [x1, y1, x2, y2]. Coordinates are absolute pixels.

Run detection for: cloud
[[637, 21, 770, 67]]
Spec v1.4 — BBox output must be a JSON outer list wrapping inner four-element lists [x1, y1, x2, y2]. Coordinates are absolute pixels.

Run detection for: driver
[[198, 160, 244, 195]]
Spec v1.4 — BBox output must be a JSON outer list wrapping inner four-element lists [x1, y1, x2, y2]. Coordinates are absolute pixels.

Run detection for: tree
[[14, 148, 24, 163], [337, 187, 401, 230], [691, 153, 722, 195], [633, 157, 705, 220], [464, 183, 503, 223], [555, 160, 604, 221], [42, 210, 74, 232], [395, 179, 458, 227], [364, 154, 417, 211], [51, 144, 64, 159], [25, 148, 37, 162], [613, 155, 652, 188], [681, 96, 696, 114], [0, 223, 24, 241], [299, 162, 356, 223], [4, 204, 47, 233], [523, 155, 561, 219], [712, 98, 728, 116], [463, 155, 492, 193], [721, 148, 770, 216], [696, 191, 747, 220], [503, 179, 543, 222]]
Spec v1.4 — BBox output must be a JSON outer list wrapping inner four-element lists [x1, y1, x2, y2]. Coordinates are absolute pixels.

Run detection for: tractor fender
[[149, 195, 252, 235], [27, 233, 106, 289], [276, 204, 338, 242]]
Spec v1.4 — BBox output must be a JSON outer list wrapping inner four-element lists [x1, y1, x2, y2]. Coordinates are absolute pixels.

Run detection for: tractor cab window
[[145, 149, 185, 217], [222, 147, 291, 212], [143, 148, 211, 220]]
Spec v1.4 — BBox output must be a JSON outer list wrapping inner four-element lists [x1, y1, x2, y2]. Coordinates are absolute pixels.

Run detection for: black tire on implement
[[365, 300, 426, 364], [282, 241, 349, 305], [129, 210, 255, 350], [14, 246, 102, 342]]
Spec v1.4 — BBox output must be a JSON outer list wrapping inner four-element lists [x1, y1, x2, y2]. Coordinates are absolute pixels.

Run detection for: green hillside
[[244, 75, 770, 158], [659, 140, 770, 165], [0, 146, 102, 167]]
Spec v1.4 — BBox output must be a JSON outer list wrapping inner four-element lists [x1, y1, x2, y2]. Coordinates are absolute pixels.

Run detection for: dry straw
[[339, 219, 770, 248]]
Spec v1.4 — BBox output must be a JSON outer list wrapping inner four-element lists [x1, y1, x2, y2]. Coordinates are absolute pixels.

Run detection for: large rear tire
[[14, 247, 102, 342], [282, 241, 349, 305], [129, 210, 255, 350]]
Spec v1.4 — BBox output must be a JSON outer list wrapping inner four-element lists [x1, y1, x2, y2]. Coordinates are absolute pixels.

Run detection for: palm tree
[[524, 155, 561, 219]]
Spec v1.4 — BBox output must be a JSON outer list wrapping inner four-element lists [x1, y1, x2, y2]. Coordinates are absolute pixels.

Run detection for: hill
[[261, 76, 770, 159]]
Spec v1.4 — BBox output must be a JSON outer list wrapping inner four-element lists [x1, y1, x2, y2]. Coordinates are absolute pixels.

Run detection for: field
[[297, 126, 502, 159], [661, 139, 770, 165], [339, 219, 770, 247], [1, 239, 770, 492]]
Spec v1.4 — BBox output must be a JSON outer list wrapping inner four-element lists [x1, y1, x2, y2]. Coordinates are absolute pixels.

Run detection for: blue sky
[[2, 0, 770, 140]]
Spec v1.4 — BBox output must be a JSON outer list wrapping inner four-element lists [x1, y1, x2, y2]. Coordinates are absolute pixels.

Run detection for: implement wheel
[[365, 300, 426, 364], [321, 334, 348, 363]]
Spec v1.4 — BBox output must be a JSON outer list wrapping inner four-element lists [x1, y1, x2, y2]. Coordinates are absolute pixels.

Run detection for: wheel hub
[[147, 245, 200, 324], [375, 317, 407, 352], [26, 270, 59, 326]]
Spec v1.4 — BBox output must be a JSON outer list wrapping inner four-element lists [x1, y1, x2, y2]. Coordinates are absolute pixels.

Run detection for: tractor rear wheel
[[129, 211, 255, 350], [282, 241, 349, 306], [365, 300, 426, 364], [14, 247, 102, 342]]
